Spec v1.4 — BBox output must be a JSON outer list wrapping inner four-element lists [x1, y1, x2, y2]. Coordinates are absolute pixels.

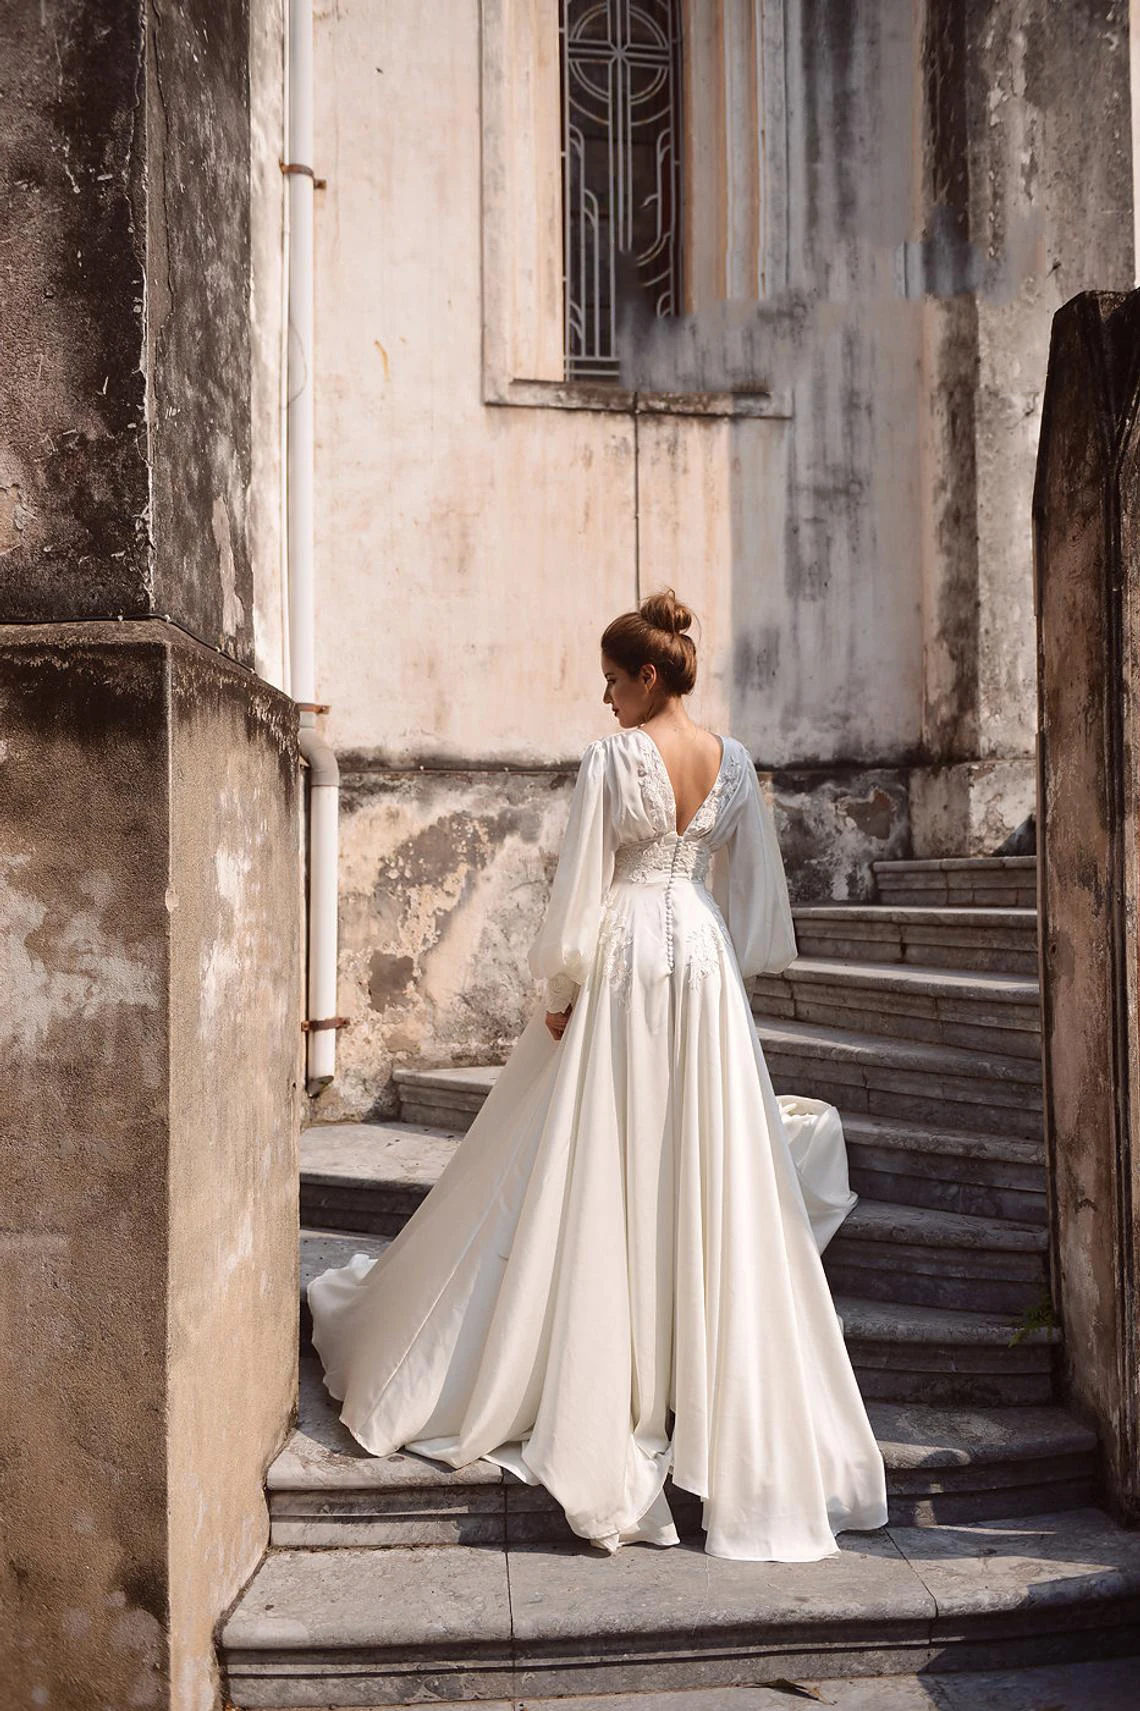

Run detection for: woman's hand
[[545, 1005, 572, 1042]]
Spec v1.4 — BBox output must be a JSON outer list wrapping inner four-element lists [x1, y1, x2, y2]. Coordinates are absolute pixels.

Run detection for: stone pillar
[[1034, 289, 1140, 1523], [0, 4, 300, 1708], [914, 0, 1133, 859]]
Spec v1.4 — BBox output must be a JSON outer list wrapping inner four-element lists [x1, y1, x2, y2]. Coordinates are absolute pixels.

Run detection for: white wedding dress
[[308, 727, 888, 1561]]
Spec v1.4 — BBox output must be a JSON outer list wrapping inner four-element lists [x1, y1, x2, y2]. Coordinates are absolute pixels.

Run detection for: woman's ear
[[641, 662, 657, 691]]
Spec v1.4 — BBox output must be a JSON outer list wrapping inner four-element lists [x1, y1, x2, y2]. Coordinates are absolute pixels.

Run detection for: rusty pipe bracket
[[281, 161, 327, 189], [302, 1016, 350, 1033], [296, 701, 331, 715]]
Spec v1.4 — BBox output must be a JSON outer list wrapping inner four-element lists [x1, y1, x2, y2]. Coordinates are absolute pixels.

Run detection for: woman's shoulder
[[583, 727, 644, 759]]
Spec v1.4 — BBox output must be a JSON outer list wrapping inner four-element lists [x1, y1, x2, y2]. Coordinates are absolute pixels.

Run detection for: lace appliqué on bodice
[[596, 737, 744, 1005], [612, 837, 713, 886]]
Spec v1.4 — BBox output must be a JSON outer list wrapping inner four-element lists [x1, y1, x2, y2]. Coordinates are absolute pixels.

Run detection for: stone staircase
[[220, 854, 1140, 1707]]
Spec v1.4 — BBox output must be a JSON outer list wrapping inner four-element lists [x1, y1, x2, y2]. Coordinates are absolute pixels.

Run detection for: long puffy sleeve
[[711, 756, 797, 978], [528, 739, 615, 1013]]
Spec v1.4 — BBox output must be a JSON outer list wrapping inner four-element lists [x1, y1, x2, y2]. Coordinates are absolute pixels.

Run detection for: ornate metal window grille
[[560, 0, 683, 381]]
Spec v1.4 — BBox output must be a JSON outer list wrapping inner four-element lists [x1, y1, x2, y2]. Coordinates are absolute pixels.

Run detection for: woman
[[308, 591, 888, 1561]]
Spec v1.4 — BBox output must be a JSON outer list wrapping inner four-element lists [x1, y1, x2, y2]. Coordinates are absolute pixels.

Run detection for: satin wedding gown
[[308, 727, 888, 1561]]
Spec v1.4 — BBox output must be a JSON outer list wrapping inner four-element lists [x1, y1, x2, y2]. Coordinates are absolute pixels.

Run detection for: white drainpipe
[[287, 0, 341, 1091]]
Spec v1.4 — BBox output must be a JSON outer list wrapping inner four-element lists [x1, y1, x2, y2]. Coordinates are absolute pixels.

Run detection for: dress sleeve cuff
[[543, 973, 578, 1014]]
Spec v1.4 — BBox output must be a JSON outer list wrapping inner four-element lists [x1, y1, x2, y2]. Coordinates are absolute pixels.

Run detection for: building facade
[[299, 0, 1134, 1120]]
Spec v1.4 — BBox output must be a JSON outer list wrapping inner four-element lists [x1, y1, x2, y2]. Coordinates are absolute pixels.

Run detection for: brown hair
[[601, 588, 698, 697]]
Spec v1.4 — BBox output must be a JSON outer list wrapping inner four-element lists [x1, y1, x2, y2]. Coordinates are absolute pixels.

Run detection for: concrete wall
[[0, 627, 301, 1711], [0, 1, 300, 1704], [251, 0, 289, 690], [0, 634, 171, 1704], [167, 644, 301, 1711], [313, 0, 926, 770], [309, 0, 1132, 1115], [916, 0, 1133, 848], [0, 0, 150, 619]]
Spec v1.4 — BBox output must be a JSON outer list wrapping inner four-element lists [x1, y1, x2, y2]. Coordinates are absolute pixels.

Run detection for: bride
[[308, 590, 888, 1562]]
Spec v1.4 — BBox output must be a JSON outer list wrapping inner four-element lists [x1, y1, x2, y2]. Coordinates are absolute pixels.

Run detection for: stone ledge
[[759, 959, 1039, 1003], [875, 859, 1037, 875], [756, 1020, 1042, 1083], [486, 378, 795, 418], [221, 1510, 1140, 1704]]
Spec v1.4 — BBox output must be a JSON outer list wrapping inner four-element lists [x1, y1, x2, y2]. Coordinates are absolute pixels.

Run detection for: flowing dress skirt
[[308, 874, 888, 1561]]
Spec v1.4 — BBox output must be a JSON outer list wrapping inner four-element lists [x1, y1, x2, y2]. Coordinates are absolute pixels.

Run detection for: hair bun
[[639, 588, 693, 637]]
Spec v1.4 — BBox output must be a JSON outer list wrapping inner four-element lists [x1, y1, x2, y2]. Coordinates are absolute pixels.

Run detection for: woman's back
[[638, 721, 724, 836]]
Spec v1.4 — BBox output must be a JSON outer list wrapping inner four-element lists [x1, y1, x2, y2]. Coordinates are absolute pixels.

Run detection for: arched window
[[560, 0, 684, 380]]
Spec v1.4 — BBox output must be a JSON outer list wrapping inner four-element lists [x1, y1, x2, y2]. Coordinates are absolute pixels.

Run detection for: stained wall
[[308, 0, 1131, 1117], [0, 2, 300, 1705]]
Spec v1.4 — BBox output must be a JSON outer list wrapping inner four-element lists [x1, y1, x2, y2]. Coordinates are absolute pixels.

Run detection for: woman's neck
[[641, 697, 695, 736]]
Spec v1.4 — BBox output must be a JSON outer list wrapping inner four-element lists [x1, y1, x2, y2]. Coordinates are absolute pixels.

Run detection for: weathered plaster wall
[[967, 0, 1132, 759], [310, 0, 1134, 1105], [167, 642, 301, 1711], [0, 0, 150, 618], [249, 0, 289, 691], [0, 626, 300, 1711], [147, 0, 256, 663], [310, 0, 924, 1111], [0, 633, 170, 1707], [915, 0, 1132, 848], [0, 1, 299, 1702], [326, 759, 909, 1121], [0, 0, 266, 667], [330, 767, 576, 1119], [313, 0, 926, 769]]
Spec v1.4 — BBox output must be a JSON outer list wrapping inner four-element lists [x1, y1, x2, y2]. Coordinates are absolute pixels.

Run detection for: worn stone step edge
[[392, 1022, 1046, 1109], [792, 944, 1038, 980], [271, 1361, 1096, 1498], [300, 1129, 1047, 1249], [298, 1232, 1062, 1354], [297, 1236, 1059, 1410], [299, 1119, 1045, 1258], [873, 857, 1037, 873], [300, 1117, 1043, 1202], [844, 1153, 1045, 1230], [755, 1019, 1043, 1085], [794, 904, 1037, 929], [303, 1113, 1044, 1178], [268, 1376, 1097, 1536], [220, 1508, 1140, 1700], [757, 959, 1039, 1007], [838, 1199, 1046, 1257], [753, 1000, 1041, 1063], [842, 1115, 1042, 1169]]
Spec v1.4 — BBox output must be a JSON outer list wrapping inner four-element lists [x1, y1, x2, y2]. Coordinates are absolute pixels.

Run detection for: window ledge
[[485, 378, 794, 420]]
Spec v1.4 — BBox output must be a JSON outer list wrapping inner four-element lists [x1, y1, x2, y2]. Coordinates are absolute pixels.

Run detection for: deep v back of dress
[[306, 727, 888, 1563], [636, 725, 726, 836]]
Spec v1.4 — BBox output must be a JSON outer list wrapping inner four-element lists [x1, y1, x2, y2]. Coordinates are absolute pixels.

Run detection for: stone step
[[271, 1356, 1097, 1548], [221, 1507, 1140, 1705], [199, 1660, 1140, 1711], [304, 1140, 1052, 1317], [301, 1121, 461, 1237], [395, 1064, 498, 1132], [757, 1020, 1044, 1140], [395, 1026, 1046, 1142], [872, 856, 1037, 910], [792, 905, 1038, 975], [835, 1296, 1059, 1408], [842, 1116, 1046, 1225], [302, 1114, 1047, 1249], [824, 1200, 1049, 1316], [299, 1234, 1061, 1409], [751, 960, 1041, 1059]]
